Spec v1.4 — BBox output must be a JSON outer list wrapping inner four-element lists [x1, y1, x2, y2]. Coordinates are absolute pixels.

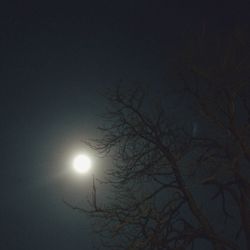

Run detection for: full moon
[[73, 154, 92, 174]]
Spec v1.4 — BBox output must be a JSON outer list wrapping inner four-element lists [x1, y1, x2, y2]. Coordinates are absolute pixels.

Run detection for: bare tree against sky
[[179, 29, 250, 249], [67, 30, 250, 250]]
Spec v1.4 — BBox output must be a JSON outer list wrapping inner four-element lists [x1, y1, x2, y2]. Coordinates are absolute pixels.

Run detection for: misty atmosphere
[[0, 1, 249, 250]]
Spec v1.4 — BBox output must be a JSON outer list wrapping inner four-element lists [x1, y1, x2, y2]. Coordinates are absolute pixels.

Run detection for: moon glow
[[73, 154, 92, 174]]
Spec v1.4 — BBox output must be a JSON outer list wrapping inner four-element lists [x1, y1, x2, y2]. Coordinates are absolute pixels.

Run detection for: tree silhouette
[[68, 29, 250, 250]]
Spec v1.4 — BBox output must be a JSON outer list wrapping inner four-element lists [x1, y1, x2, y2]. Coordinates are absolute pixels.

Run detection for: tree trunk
[[240, 188, 250, 249]]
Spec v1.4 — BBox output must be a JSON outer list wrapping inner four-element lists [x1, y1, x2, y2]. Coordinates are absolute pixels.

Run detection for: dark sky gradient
[[0, 1, 249, 249]]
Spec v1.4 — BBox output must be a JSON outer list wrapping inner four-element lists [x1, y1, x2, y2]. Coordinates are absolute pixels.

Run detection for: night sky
[[0, 1, 249, 249]]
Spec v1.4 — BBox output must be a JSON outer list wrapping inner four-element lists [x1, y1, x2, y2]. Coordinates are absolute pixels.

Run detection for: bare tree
[[67, 29, 250, 250], [178, 28, 250, 249]]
